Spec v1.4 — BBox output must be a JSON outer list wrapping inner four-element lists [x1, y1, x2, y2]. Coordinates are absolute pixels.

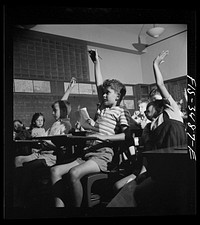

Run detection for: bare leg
[[50, 160, 80, 207], [113, 174, 137, 193], [68, 159, 100, 207], [113, 166, 147, 193], [15, 154, 38, 167]]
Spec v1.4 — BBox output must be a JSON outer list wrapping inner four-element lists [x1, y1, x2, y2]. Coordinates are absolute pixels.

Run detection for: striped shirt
[[93, 106, 130, 135]]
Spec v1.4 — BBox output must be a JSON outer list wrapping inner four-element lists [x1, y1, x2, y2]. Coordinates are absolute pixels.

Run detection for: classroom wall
[[31, 24, 187, 84], [13, 25, 187, 128], [31, 25, 144, 84], [12, 27, 93, 128], [141, 25, 187, 84], [31, 25, 140, 53], [87, 45, 143, 84]]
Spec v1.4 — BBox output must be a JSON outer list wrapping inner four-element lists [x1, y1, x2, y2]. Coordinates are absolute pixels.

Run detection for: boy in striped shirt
[[51, 49, 131, 207]]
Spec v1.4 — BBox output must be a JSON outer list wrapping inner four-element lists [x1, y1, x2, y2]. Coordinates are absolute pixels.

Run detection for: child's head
[[102, 79, 126, 106], [13, 120, 25, 132], [148, 88, 162, 101], [30, 112, 45, 129], [145, 99, 167, 121], [137, 99, 149, 115], [52, 100, 71, 120]]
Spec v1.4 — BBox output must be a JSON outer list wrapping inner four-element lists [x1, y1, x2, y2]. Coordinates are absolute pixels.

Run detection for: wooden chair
[[80, 143, 124, 207], [80, 129, 144, 207]]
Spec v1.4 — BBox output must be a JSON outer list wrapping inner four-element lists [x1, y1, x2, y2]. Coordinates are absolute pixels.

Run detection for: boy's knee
[[15, 156, 23, 167], [51, 166, 61, 178], [68, 167, 80, 183], [113, 181, 123, 193]]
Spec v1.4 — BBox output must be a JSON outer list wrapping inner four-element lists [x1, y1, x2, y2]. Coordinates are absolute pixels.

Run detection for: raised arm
[[153, 50, 170, 99], [89, 49, 104, 103], [61, 77, 76, 101]]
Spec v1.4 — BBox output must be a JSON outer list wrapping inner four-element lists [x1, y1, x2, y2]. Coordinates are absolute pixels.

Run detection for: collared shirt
[[93, 106, 130, 135], [47, 118, 72, 136], [150, 95, 183, 131], [31, 127, 46, 137]]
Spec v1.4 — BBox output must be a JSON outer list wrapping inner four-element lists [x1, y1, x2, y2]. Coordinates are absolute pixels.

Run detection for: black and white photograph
[[3, 6, 197, 218]]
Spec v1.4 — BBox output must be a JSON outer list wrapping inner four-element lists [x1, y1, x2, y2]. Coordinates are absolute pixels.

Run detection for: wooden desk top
[[14, 132, 106, 146], [32, 134, 102, 141], [14, 139, 42, 143], [142, 146, 188, 154]]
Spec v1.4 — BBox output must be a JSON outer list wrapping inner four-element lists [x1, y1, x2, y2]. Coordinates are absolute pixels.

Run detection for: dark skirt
[[145, 113, 187, 151]]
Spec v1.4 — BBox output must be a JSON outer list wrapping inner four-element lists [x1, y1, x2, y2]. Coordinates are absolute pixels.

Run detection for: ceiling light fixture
[[146, 24, 165, 38], [132, 24, 187, 52]]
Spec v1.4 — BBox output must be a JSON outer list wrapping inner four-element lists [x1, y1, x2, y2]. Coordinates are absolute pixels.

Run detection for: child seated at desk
[[29, 112, 47, 137], [107, 50, 188, 213], [14, 78, 76, 168], [50, 49, 132, 207], [132, 99, 151, 129], [13, 119, 31, 141]]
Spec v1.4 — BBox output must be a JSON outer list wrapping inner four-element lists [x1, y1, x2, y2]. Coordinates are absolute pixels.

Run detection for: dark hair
[[146, 99, 169, 118], [13, 119, 23, 125], [103, 79, 126, 105], [30, 112, 45, 130], [13, 119, 25, 132], [52, 100, 71, 119], [148, 88, 161, 99]]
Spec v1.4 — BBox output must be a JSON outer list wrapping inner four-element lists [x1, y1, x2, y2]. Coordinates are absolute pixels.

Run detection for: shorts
[[38, 153, 57, 167], [76, 143, 114, 172], [32, 151, 56, 167]]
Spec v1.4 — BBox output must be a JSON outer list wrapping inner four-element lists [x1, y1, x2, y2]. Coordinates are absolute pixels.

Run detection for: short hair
[[148, 88, 161, 99], [146, 99, 169, 118], [13, 119, 25, 132], [103, 79, 126, 104], [30, 112, 45, 129], [138, 98, 149, 105], [52, 100, 71, 119]]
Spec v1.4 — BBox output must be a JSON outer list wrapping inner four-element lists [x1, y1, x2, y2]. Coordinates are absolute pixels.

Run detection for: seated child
[[13, 119, 31, 140], [29, 112, 47, 137], [14, 77, 76, 168], [50, 49, 132, 207], [15, 112, 56, 167], [107, 50, 187, 212], [132, 99, 151, 129]]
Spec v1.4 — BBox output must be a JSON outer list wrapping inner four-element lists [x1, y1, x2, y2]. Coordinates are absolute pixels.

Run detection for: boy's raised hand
[[88, 49, 99, 63]]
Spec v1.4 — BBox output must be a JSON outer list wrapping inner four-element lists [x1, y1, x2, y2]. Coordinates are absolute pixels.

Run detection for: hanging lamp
[[146, 24, 165, 38]]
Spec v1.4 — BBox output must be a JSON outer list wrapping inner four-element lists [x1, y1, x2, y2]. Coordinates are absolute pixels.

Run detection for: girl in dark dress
[[107, 51, 188, 214]]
